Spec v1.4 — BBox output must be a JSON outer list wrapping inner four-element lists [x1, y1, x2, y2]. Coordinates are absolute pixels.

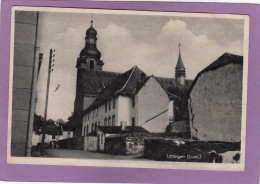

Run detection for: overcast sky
[[34, 11, 245, 121]]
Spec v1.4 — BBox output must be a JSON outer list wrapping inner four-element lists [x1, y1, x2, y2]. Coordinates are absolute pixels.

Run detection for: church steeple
[[77, 19, 104, 71], [175, 43, 186, 85]]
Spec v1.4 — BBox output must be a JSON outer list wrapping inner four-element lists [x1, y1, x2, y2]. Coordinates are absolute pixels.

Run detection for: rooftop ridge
[[116, 66, 137, 93]]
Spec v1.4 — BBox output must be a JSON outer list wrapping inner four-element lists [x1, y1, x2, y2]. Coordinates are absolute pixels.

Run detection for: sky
[[34, 10, 245, 121]]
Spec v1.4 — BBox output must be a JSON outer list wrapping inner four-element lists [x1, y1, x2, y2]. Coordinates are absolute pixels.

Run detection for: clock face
[[89, 38, 95, 44]]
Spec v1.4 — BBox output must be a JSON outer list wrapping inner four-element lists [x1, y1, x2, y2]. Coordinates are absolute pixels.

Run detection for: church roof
[[82, 65, 193, 114], [83, 66, 146, 112], [82, 69, 120, 96], [188, 52, 243, 95]]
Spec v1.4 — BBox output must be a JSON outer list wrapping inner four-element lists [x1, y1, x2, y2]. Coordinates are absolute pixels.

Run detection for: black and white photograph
[[8, 6, 249, 171]]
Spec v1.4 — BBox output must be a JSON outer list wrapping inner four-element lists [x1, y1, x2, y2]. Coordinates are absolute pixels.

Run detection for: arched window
[[90, 60, 95, 69], [132, 117, 135, 127], [104, 118, 107, 126], [113, 98, 116, 109], [108, 116, 111, 126], [112, 115, 115, 126]]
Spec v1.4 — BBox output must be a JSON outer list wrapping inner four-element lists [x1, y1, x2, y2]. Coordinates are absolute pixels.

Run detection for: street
[[44, 149, 147, 161]]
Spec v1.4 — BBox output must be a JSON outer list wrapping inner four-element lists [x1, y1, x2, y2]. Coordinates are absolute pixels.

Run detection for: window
[[101, 134, 103, 144], [98, 121, 100, 126], [67, 132, 71, 138], [92, 111, 94, 118], [83, 126, 86, 136], [105, 102, 107, 112], [90, 60, 94, 69], [52, 135, 55, 139], [132, 117, 135, 127], [109, 100, 111, 110], [132, 96, 135, 107], [108, 116, 111, 126], [95, 122, 97, 131], [92, 123, 94, 131], [86, 125, 89, 136], [112, 99, 115, 109], [104, 118, 107, 126], [96, 108, 98, 116], [112, 115, 115, 126]]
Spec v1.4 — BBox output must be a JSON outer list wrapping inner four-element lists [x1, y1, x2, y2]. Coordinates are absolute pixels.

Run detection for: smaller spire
[[175, 43, 186, 79], [176, 43, 185, 71]]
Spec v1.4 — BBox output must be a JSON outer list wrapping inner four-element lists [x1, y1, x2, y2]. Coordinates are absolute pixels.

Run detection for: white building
[[82, 66, 178, 135]]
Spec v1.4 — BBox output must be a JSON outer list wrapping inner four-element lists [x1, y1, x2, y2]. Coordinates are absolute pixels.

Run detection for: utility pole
[[41, 48, 55, 155]]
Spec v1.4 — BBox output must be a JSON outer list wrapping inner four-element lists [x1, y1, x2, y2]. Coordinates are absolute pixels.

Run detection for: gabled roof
[[82, 69, 120, 96], [155, 77, 193, 92], [97, 126, 149, 134], [188, 53, 243, 95], [83, 66, 147, 112], [82, 65, 194, 114]]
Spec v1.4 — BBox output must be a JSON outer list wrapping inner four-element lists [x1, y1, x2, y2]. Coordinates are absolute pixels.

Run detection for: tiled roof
[[82, 65, 194, 114], [82, 69, 120, 96], [188, 53, 243, 94], [155, 77, 193, 92], [83, 66, 147, 112], [97, 126, 150, 134]]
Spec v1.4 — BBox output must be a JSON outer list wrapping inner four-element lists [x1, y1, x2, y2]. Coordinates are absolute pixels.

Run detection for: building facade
[[11, 11, 41, 156], [74, 21, 193, 136], [188, 53, 243, 142]]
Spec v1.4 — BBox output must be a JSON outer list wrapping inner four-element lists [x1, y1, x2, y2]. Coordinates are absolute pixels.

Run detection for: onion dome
[[86, 20, 97, 38], [80, 45, 101, 59]]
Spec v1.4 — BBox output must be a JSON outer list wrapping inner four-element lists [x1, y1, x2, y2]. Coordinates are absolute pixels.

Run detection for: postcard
[[7, 6, 249, 171], [1, 1, 259, 183]]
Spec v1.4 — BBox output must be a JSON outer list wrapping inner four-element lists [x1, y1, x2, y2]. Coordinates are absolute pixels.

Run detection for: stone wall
[[125, 136, 144, 155], [170, 121, 187, 133], [59, 137, 84, 150], [84, 136, 97, 152], [189, 64, 243, 142], [104, 135, 145, 156], [144, 138, 240, 162]]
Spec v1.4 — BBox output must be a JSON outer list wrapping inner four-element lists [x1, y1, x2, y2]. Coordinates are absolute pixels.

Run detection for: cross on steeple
[[91, 13, 93, 26], [178, 43, 182, 52]]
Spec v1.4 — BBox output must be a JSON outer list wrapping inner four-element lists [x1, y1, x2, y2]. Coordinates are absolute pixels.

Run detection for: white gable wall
[[136, 77, 169, 132], [117, 96, 132, 126]]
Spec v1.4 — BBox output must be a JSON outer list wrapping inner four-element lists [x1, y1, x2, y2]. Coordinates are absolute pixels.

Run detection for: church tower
[[74, 20, 104, 115], [175, 43, 186, 86], [77, 20, 104, 70]]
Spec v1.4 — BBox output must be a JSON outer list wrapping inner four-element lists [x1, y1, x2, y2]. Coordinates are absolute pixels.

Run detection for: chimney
[[121, 121, 127, 131]]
